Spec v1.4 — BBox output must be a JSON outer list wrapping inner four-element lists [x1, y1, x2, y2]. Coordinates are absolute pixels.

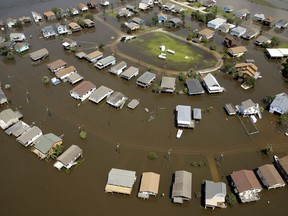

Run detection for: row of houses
[[0, 108, 83, 170]]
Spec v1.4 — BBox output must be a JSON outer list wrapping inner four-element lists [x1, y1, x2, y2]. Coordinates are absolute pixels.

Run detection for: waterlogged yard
[[117, 32, 217, 71]]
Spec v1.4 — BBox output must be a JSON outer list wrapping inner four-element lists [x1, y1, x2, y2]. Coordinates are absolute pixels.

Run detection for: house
[[31, 11, 42, 22], [47, 59, 67, 73], [109, 61, 127, 75], [274, 155, 288, 182], [235, 63, 258, 78], [16, 126, 42, 147], [198, 28, 215, 40], [175, 105, 195, 128], [29, 48, 49, 61], [204, 180, 227, 209], [275, 20, 288, 29], [125, 22, 140, 31], [5, 120, 30, 137], [172, 5, 185, 14], [121, 66, 139, 80], [117, 8, 134, 18], [269, 92, 288, 115], [55, 66, 77, 81], [202, 73, 224, 93], [237, 99, 260, 116], [94, 55, 116, 69], [18, 16, 32, 23], [235, 9, 250, 19], [0, 87, 8, 105], [42, 26, 56, 38], [139, 0, 153, 10], [6, 18, 17, 28], [132, 17, 144, 25], [167, 18, 183, 28], [0, 20, 5, 30], [224, 104, 237, 115], [106, 91, 127, 108], [87, 1, 98, 9], [227, 46, 247, 57], [253, 14, 265, 22], [230, 170, 262, 203], [0, 108, 22, 130], [171, 170, 192, 204], [75, 51, 87, 59], [223, 5, 234, 13], [256, 164, 285, 189], [185, 79, 205, 95], [105, 168, 137, 195], [70, 81, 96, 101], [62, 38, 77, 50], [53, 145, 83, 170], [89, 85, 114, 104], [230, 26, 247, 37], [136, 71, 156, 88], [70, 8, 80, 16], [161, 3, 175, 11], [262, 16, 276, 27], [69, 22, 82, 32], [255, 35, 271, 46], [193, 108, 202, 120], [158, 12, 168, 23], [66, 72, 84, 85], [218, 23, 230, 33], [14, 42, 30, 53], [241, 28, 260, 40], [265, 48, 288, 59], [203, 0, 216, 7], [56, 23, 68, 35], [31, 133, 62, 159], [77, 3, 89, 12], [85, 50, 103, 63], [126, 4, 138, 13], [9, 33, 26, 42], [207, 18, 227, 30], [138, 172, 160, 199], [83, 19, 95, 28], [43, 11, 56, 20], [99, 0, 110, 6], [224, 35, 237, 47], [160, 76, 176, 93]]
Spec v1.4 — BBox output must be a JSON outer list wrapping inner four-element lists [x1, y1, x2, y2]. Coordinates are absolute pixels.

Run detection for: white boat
[[176, 129, 183, 138], [285, 132, 288, 136], [273, 155, 280, 163]]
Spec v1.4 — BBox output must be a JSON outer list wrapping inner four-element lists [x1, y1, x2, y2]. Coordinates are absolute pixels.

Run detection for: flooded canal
[[1, 0, 288, 215]]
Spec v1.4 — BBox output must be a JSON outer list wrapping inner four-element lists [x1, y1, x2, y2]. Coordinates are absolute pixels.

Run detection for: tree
[[209, 44, 217, 50], [152, 13, 158, 26], [79, 130, 87, 139], [42, 76, 50, 84], [244, 76, 256, 87], [277, 114, 288, 131], [6, 51, 14, 60], [14, 20, 23, 29], [152, 83, 161, 93], [222, 62, 236, 75], [281, 62, 288, 78], [48, 145, 64, 160], [98, 43, 105, 50], [148, 152, 157, 160], [84, 13, 94, 20], [225, 193, 237, 207], [77, 18, 86, 28], [227, 17, 234, 24], [178, 72, 186, 82], [271, 37, 280, 47], [260, 144, 273, 155], [52, 7, 61, 19]]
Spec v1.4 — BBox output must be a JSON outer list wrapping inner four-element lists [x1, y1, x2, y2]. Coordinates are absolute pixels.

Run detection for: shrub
[[148, 152, 158, 160], [79, 130, 87, 139], [225, 193, 237, 207]]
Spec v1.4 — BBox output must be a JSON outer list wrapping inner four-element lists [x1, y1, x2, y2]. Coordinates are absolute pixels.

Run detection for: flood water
[[1, 0, 288, 216]]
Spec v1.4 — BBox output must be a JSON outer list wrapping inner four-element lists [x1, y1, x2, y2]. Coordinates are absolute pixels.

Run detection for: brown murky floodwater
[[1, 0, 288, 215]]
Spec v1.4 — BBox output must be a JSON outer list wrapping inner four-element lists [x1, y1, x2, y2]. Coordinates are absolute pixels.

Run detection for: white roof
[[266, 49, 284, 58], [107, 168, 136, 188], [176, 105, 192, 125]]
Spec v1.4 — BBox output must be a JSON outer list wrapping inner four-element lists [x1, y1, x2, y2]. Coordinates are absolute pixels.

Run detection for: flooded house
[[274, 155, 288, 182], [89, 85, 114, 104], [230, 170, 262, 203], [138, 172, 160, 199], [0, 108, 22, 130], [16, 126, 43, 147], [241, 27, 260, 40], [175, 105, 195, 128], [121, 66, 139, 80], [262, 16, 276, 27], [202, 73, 224, 93], [171, 170, 192, 204], [99, 0, 110, 7], [83, 19, 95, 28], [198, 28, 215, 40], [31, 133, 63, 159], [265, 48, 288, 59], [236, 99, 260, 117], [54, 145, 83, 170], [77, 3, 89, 12], [139, 0, 153, 10], [202, 0, 216, 7], [275, 20, 288, 29], [42, 26, 56, 38], [70, 8, 80, 16], [132, 17, 144, 26], [18, 16, 32, 24], [14, 42, 30, 53], [255, 35, 271, 46], [224, 35, 237, 48], [6, 18, 17, 28], [109, 61, 127, 75], [47, 59, 67, 73], [125, 22, 140, 31], [87, 1, 98, 9], [56, 23, 68, 35], [117, 8, 134, 18], [66, 72, 84, 85], [161, 3, 175, 11], [234, 9, 250, 19], [160, 76, 176, 93], [136, 71, 156, 88], [185, 79, 205, 95], [70, 81, 96, 101], [193, 108, 202, 120], [167, 18, 183, 28], [29, 48, 49, 61], [0, 87, 8, 105], [253, 14, 265, 22], [62, 38, 77, 50], [94, 55, 116, 69], [204, 180, 227, 209], [85, 50, 103, 63], [269, 92, 288, 115], [224, 104, 237, 116], [256, 164, 285, 189], [223, 5, 234, 13], [234, 63, 258, 78], [31, 11, 42, 22], [105, 168, 137, 195], [227, 46, 247, 57], [9, 33, 26, 42], [207, 18, 226, 30], [43, 11, 56, 21], [5, 120, 30, 137], [230, 26, 247, 37], [68, 22, 82, 32], [106, 91, 128, 108], [55, 66, 77, 81], [0, 20, 6, 30]]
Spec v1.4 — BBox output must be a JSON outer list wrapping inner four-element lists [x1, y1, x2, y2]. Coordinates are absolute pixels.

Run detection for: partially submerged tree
[[243, 76, 256, 87], [79, 130, 87, 139], [148, 152, 157, 160], [225, 193, 237, 207], [42, 76, 50, 84], [277, 114, 288, 131]]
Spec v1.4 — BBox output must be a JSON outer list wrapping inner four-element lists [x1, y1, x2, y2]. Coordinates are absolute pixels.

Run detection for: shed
[[193, 108, 202, 120], [171, 170, 192, 204], [127, 99, 140, 109], [224, 104, 236, 115], [54, 145, 83, 170], [138, 172, 160, 199]]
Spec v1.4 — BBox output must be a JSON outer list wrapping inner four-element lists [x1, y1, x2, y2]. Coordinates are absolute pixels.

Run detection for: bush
[[178, 72, 186, 82], [42, 76, 50, 84], [225, 193, 237, 207], [79, 130, 87, 139], [194, 191, 201, 199], [148, 152, 158, 160]]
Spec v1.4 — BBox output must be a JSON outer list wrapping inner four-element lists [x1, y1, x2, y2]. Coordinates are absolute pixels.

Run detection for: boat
[[176, 129, 183, 138], [273, 155, 280, 163], [285, 132, 288, 136]]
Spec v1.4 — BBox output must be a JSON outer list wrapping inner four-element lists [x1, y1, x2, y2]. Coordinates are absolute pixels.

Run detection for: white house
[[204, 180, 227, 209], [207, 18, 226, 30], [138, 172, 160, 199], [9, 33, 26, 42], [16, 126, 43, 147], [139, 0, 153, 10], [56, 23, 68, 35], [0, 108, 22, 130], [230, 26, 247, 37], [202, 73, 224, 93], [269, 92, 288, 115], [237, 99, 260, 117], [175, 105, 195, 128], [54, 145, 83, 170], [55, 66, 77, 81], [109, 61, 127, 75], [70, 81, 96, 101]]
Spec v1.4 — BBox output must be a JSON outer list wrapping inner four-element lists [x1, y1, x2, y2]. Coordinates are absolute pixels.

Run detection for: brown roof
[[228, 46, 247, 54], [85, 50, 103, 60], [43, 11, 55, 17], [55, 66, 76, 77], [69, 22, 81, 29], [198, 28, 215, 37], [235, 63, 258, 77], [257, 164, 285, 187], [139, 172, 160, 194], [78, 3, 87, 9], [70, 81, 96, 96], [231, 170, 262, 193], [279, 155, 288, 174], [47, 59, 67, 71]]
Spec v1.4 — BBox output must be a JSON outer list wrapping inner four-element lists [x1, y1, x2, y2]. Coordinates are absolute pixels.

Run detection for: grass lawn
[[135, 32, 202, 64], [278, 43, 288, 48]]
